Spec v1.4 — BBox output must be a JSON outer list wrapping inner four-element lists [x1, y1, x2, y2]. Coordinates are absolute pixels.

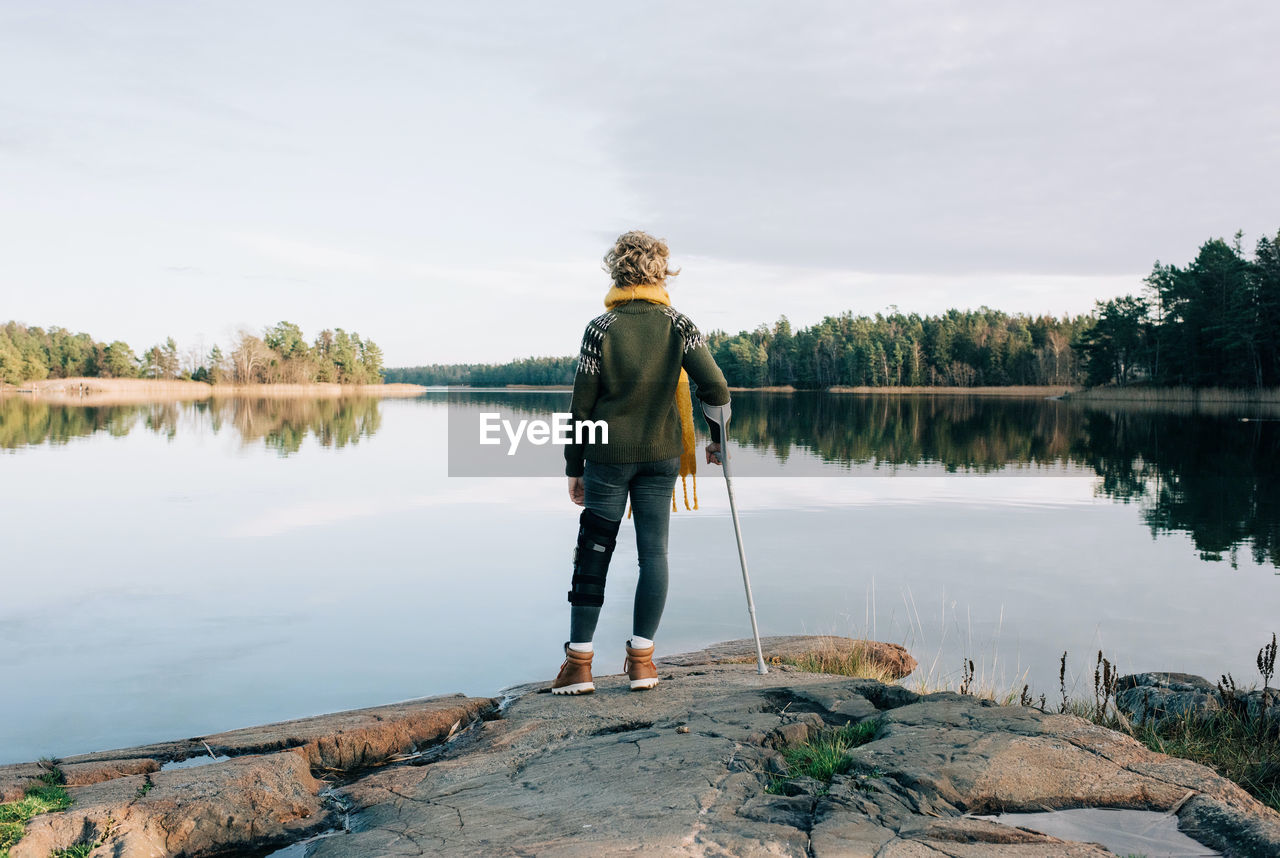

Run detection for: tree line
[[0, 321, 384, 386], [388, 229, 1279, 391], [385, 310, 1092, 388], [707, 309, 1089, 388], [1079, 231, 1280, 388], [384, 356, 577, 387]]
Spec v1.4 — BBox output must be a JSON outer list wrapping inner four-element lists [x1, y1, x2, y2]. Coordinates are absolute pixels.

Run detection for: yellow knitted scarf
[[604, 283, 698, 511]]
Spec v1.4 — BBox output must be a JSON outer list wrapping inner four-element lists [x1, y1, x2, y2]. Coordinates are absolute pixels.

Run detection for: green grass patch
[[50, 846, 95, 858], [0, 821, 26, 856], [766, 719, 882, 795], [1128, 712, 1280, 813], [0, 763, 72, 858], [0, 787, 72, 823], [133, 776, 154, 800]]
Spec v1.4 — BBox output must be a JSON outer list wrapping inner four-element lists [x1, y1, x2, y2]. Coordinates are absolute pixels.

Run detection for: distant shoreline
[[501, 384, 572, 391], [0, 377, 427, 405], [826, 385, 1077, 396], [487, 383, 1279, 403], [444, 383, 1081, 396], [8, 379, 1277, 405], [1063, 385, 1280, 404]]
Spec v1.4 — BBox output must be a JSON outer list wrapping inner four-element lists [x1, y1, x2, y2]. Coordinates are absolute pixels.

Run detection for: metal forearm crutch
[[702, 401, 767, 675]]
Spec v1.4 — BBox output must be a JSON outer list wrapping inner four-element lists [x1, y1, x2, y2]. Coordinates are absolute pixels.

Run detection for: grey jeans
[[569, 456, 680, 643]]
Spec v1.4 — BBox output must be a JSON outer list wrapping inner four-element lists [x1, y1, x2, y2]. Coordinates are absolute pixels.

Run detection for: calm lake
[[1, 391, 1277, 764]]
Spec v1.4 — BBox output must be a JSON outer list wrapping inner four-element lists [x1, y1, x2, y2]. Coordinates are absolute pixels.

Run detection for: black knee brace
[[567, 509, 620, 607]]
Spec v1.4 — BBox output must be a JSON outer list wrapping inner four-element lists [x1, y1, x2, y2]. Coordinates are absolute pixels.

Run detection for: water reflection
[[446, 390, 1280, 568], [0, 396, 382, 455], [4, 391, 1277, 568], [445, 390, 1086, 470], [2, 391, 1276, 764], [1073, 408, 1280, 568]]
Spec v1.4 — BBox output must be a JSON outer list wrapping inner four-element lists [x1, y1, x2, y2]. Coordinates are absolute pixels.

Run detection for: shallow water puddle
[[980, 808, 1218, 857], [259, 828, 345, 857]]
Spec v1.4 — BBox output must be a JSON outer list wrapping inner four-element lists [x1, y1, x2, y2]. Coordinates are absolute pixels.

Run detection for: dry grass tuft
[[781, 645, 904, 684], [735, 639, 907, 684]]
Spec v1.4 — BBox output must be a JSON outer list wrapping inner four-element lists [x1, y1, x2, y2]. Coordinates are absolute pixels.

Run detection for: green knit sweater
[[564, 300, 730, 477]]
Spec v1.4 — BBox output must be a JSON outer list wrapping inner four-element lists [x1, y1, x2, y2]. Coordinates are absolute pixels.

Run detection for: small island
[[0, 321, 425, 402]]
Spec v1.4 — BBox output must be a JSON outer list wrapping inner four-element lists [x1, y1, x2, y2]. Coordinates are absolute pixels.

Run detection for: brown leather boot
[[551, 643, 595, 695], [624, 639, 659, 691]]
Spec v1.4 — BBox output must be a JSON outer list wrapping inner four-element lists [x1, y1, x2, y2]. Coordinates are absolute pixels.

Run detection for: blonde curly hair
[[603, 230, 681, 288]]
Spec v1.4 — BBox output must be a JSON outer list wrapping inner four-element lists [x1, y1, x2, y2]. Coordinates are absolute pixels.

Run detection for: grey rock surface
[[11, 750, 327, 858], [1116, 671, 1280, 734], [3, 693, 496, 858], [305, 659, 1278, 858], [1116, 671, 1224, 729], [7, 641, 1279, 857]]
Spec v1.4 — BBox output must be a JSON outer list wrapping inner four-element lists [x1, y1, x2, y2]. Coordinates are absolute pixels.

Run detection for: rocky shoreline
[[3, 635, 1278, 857]]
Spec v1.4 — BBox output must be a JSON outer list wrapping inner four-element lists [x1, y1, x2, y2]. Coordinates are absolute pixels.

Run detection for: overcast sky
[[2, 2, 1277, 365]]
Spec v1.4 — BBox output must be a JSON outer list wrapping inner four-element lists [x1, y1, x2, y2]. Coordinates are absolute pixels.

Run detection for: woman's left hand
[[568, 476, 585, 506]]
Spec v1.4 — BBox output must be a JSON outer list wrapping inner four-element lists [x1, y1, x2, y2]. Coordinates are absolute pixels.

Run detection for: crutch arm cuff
[[700, 399, 731, 444]]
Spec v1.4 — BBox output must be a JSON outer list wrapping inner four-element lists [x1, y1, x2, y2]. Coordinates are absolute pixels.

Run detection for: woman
[[551, 230, 730, 695]]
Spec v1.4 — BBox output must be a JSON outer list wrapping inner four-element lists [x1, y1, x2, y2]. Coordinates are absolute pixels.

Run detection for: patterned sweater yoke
[[575, 310, 618, 377], [564, 300, 730, 477]]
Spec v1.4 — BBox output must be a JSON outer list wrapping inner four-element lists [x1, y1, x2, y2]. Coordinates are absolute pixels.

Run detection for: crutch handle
[[701, 400, 733, 472], [700, 400, 733, 436]]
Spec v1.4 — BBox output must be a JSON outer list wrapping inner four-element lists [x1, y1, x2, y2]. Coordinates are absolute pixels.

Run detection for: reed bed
[[1067, 397, 1280, 418], [827, 385, 1077, 396], [1066, 385, 1280, 404]]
